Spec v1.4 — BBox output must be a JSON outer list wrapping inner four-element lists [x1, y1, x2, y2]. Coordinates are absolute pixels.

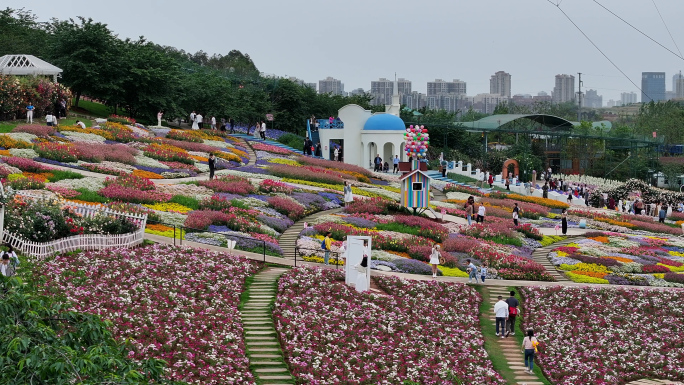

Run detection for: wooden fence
[[3, 192, 148, 260]]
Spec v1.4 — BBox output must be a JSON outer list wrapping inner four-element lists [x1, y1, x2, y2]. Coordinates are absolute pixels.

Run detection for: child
[[480, 263, 487, 283]]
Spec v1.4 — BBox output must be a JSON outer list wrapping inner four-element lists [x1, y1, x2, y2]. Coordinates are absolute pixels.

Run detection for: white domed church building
[[317, 81, 408, 169]]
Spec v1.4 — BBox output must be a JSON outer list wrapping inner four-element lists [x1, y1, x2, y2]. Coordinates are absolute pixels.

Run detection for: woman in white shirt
[[343, 181, 353, 205], [260, 121, 266, 140], [46, 113, 54, 127], [477, 204, 486, 223], [429, 244, 441, 278]]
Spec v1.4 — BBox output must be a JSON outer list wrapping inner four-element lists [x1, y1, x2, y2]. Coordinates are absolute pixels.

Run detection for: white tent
[[0, 54, 62, 82]]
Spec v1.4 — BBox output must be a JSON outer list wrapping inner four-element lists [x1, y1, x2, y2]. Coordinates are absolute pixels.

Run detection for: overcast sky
[[9, 0, 684, 102]]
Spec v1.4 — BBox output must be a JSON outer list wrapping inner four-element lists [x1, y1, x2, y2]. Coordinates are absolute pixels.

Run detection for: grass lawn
[[0, 117, 92, 133], [70, 99, 119, 118], [446, 172, 478, 184]]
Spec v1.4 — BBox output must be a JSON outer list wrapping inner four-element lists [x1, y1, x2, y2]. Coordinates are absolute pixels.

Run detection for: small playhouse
[[400, 161, 431, 212], [399, 125, 431, 213]]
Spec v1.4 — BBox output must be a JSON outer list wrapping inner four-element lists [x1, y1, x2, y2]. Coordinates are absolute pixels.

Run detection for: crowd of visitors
[[0, 245, 19, 278]]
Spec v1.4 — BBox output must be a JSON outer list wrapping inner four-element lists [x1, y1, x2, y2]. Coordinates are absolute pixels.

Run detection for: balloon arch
[[404, 125, 429, 159]]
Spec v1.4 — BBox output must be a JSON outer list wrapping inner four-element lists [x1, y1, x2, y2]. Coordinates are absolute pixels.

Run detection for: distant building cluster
[[280, 69, 684, 113]]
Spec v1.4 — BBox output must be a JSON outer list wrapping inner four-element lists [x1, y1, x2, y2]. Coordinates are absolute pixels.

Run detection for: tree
[[0, 8, 50, 57], [635, 100, 684, 145], [0, 275, 178, 384], [116, 38, 182, 121], [47, 17, 122, 107]]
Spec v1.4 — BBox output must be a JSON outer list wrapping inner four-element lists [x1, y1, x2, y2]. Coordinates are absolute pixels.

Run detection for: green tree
[[0, 275, 177, 384], [0, 8, 50, 57], [47, 17, 122, 107], [635, 100, 684, 144]]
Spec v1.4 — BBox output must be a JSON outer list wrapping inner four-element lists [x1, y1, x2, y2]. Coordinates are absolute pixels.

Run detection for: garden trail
[[279, 207, 345, 261], [531, 239, 575, 282], [485, 286, 547, 385], [241, 266, 296, 385], [626, 380, 684, 385]]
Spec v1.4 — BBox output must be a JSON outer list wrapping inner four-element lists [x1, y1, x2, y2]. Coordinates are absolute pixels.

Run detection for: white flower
[[61, 130, 107, 143], [8, 148, 39, 158], [134, 155, 170, 169]]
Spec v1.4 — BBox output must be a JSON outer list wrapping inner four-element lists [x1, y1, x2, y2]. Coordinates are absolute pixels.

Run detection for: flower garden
[[36, 244, 261, 385], [547, 233, 684, 286], [274, 266, 506, 384], [521, 286, 684, 385]]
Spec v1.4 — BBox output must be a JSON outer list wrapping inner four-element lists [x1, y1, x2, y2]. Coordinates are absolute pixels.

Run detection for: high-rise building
[[673, 73, 684, 91], [584, 89, 603, 108], [370, 78, 411, 106], [620, 92, 638, 106], [288, 76, 317, 90], [490, 71, 512, 97], [318, 76, 344, 95], [641, 72, 666, 102], [427, 79, 466, 96], [607, 99, 616, 108], [349, 88, 365, 96], [402, 91, 427, 110], [676, 77, 684, 99], [552, 74, 575, 103]]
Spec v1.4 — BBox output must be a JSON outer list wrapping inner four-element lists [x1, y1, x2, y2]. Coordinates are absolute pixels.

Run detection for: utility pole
[[577, 73, 583, 122]]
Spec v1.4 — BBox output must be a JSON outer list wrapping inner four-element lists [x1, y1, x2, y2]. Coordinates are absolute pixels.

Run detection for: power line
[[592, 0, 684, 61], [545, 0, 649, 100], [651, 0, 683, 59]]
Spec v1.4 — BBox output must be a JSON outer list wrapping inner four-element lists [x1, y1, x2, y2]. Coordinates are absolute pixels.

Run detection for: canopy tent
[[0, 54, 62, 82], [459, 114, 612, 131]]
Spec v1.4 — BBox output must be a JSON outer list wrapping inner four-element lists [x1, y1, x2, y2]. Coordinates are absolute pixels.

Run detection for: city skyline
[[6, 0, 684, 102]]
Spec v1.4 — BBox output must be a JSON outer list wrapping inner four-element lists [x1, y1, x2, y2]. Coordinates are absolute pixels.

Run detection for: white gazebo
[[0, 54, 63, 82]]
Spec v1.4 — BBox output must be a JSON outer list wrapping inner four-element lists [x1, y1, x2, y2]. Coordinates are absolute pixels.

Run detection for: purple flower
[[257, 215, 293, 233]]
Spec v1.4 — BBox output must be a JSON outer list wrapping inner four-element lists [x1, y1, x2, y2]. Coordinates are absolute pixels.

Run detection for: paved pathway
[[241, 267, 294, 385], [626, 380, 684, 385], [486, 286, 547, 385]]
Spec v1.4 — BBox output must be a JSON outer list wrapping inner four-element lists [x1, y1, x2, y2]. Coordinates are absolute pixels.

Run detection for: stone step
[[251, 361, 286, 366], [246, 336, 278, 341], [250, 354, 281, 359], [245, 330, 276, 335], [247, 341, 279, 346], [255, 367, 289, 373], [248, 347, 280, 352], [244, 326, 274, 330], [258, 375, 294, 380]]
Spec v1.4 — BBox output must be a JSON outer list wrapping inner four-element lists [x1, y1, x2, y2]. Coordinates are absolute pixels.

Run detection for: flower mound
[[274, 267, 506, 384], [521, 286, 684, 385], [39, 244, 260, 385]]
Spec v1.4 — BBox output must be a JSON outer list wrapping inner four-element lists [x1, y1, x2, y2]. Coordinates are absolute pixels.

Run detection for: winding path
[[279, 207, 344, 261]]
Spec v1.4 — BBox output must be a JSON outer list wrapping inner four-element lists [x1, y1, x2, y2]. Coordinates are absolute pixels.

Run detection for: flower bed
[[251, 142, 292, 155], [37, 245, 259, 385], [521, 286, 684, 385], [198, 175, 256, 195], [274, 267, 506, 384], [489, 192, 570, 209], [269, 164, 344, 185], [99, 174, 172, 204]]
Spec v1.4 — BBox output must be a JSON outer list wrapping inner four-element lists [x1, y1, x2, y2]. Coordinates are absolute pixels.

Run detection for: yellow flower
[[268, 158, 300, 166], [143, 202, 194, 214], [438, 266, 470, 277], [566, 271, 609, 284]]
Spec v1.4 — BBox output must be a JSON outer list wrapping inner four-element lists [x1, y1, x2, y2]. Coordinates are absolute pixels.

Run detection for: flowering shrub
[[489, 192, 570, 209], [345, 197, 398, 215], [521, 286, 684, 384], [38, 244, 258, 384], [258, 179, 294, 194], [107, 114, 135, 124], [5, 175, 45, 190], [2, 156, 53, 172], [74, 143, 138, 164], [515, 223, 543, 240], [274, 267, 506, 384], [184, 209, 261, 233], [296, 156, 373, 177], [269, 164, 344, 185], [46, 184, 80, 198], [167, 129, 204, 142], [35, 142, 78, 162], [251, 142, 292, 154], [79, 163, 127, 176], [0, 134, 32, 149], [99, 175, 171, 204], [143, 143, 194, 164], [198, 176, 256, 195], [444, 183, 485, 196], [460, 222, 516, 241], [267, 196, 306, 220], [13, 124, 56, 137]]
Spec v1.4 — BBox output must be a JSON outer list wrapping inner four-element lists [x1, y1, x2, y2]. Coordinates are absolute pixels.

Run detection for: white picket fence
[[3, 192, 148, 260]]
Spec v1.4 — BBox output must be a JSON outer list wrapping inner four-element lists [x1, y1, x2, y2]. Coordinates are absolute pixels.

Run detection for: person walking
[[429, 244, 441, 278], [229, 117, 235, 133], [315, 143, 322, 157], [561, 208, 568, 235], [477, 204, 486, 223], [480, 262, 488, 283], [157, 110, 163, 127], [393, 155, 400, 173], [26, 102, 35, 123], [260, 121, 266, 140], [334, 147, 339, 161], [208, 153, 216, 180], [505, 291, 519, 337], [466, 259, 479, 283], [513, 203, 520, 226], [494, 296, 509, 338], [323, 232, 332, 265], [522, 329, 540, 374], [488, 173, 494, 188], [211, 116, 217, 130], [505, 176, 511, 190], [659, 202, 668, 223], [479, 171, 487, 188], [542, 183, 549, 199], [465, 197, 475, 225], [343, 181, 353, 206], [198, 113, 205, 129]]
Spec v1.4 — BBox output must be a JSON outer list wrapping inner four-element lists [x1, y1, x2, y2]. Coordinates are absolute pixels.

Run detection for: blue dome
[[363, 114, 406, 131]]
